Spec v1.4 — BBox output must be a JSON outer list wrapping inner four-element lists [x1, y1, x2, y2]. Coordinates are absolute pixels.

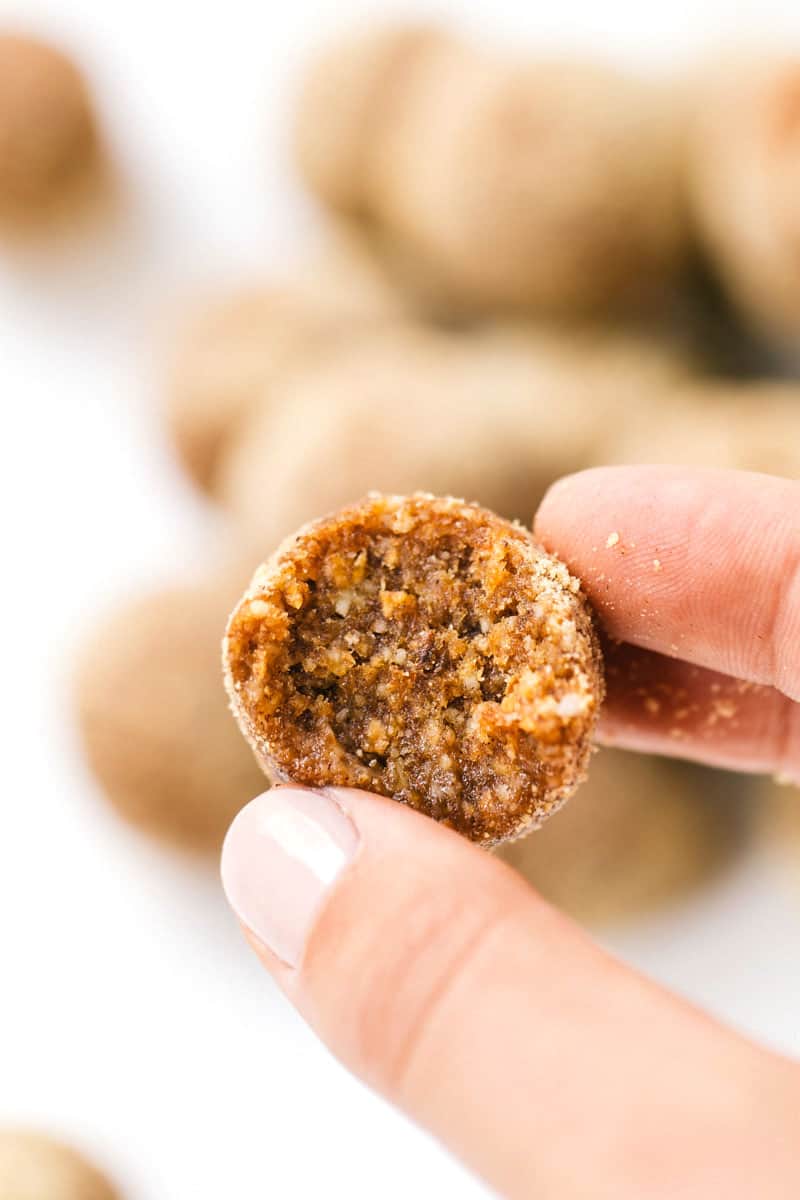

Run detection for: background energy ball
[[0, 1131, 118, 1200], [0, 33, 98, 224]]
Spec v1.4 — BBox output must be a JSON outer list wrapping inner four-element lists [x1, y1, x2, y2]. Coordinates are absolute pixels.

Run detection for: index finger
[[535, 466, 800, 702]]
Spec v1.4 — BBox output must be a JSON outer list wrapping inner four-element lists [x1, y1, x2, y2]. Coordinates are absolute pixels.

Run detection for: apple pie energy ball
[[687, 54, 800, 345], [756, 777, 800, 865], [497, 750, 747, 925], [0, 34, 97, 224], [293, 25, 440, 213], [218, 322, 691, 554], [607, 380, 800, 477], [224, 493, 604, 844], [0, 1130, 118, 1200], [166, 231, 407, 494], [76, 569, 266, 852], [295, 26, 686, 314]]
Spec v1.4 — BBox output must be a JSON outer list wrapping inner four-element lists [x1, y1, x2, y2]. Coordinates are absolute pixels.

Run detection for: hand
[[538, 465, 800, 779], [220, 467, 800, 1200]]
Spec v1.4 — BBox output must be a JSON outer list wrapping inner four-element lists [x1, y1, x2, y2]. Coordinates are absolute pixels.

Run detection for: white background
[[0, 2, 799, 1197]]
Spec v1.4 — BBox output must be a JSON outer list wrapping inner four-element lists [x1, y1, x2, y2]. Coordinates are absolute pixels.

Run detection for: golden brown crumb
[[224, 493, 604, 844], [0, 1130, 118, 1200]]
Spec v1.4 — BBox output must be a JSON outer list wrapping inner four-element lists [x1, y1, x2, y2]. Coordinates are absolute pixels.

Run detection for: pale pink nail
[[220, 787, 359, 968]]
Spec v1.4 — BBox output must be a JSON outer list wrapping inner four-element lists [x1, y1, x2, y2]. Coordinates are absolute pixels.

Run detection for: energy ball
[[0, 34, 97, 224], [295, 26, 687, 314], [606, 380, 800, 477], [497, 749, 748, 925], [687, 55, 800, 346], [75, 569, 266, 852], [755, 777, 800, 865], [0, 1130, 117, 1200], [224, 493, 604, 844], [218, 323, 692, 553], [166, 230, 407, 494], [293, 25, 440, 213]]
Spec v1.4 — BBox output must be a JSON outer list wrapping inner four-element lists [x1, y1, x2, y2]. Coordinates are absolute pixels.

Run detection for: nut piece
[[224, 493, 604, 844], [0, 1130, 118, 1200], [75, 570, 266, 852], [497, 749, 749, 925], [0, 34, 97, 223]]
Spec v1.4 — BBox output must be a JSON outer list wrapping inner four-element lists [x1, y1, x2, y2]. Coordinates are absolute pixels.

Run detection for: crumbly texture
[[225, 493, 603, 844], [0, 35, 96, 221], [0, 1131, 117, 1200], [497, 748, 750, 925], [76, 569, 266, 852]]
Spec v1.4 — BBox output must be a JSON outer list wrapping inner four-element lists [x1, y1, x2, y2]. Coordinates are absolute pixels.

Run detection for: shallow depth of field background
[[1, 1, 799, 1197]]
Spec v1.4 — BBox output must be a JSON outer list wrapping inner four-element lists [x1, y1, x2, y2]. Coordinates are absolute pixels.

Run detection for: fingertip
[[535, 467, 614, 544], [220, 785, 361, 970]]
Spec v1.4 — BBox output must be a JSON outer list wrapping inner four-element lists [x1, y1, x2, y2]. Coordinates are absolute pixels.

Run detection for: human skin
[[220, 467, 800, 1199]]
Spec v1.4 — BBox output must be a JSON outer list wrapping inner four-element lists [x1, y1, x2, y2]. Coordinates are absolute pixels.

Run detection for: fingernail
[[220, 787, 360, 968]]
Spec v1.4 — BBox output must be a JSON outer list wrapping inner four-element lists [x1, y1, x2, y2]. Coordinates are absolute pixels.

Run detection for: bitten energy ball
[[497, 749, 748, 925], [0, 34, 97, 224], [295, 26, 686, 314], [0, 1130, 117, 1200], [224, 493, 604, 844], [76, 570, 266, 852]]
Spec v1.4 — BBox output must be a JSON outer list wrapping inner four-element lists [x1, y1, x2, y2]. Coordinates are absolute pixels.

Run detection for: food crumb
[[606, 531, 620, 548], [653, 559, 661, 571]]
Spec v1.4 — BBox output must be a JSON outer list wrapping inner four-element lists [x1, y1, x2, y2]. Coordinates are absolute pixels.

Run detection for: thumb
[[221, 785, 798, 1200]]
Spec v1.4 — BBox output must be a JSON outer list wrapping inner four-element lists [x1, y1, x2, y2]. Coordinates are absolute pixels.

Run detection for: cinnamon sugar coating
[[224, 493, 604, 844]]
